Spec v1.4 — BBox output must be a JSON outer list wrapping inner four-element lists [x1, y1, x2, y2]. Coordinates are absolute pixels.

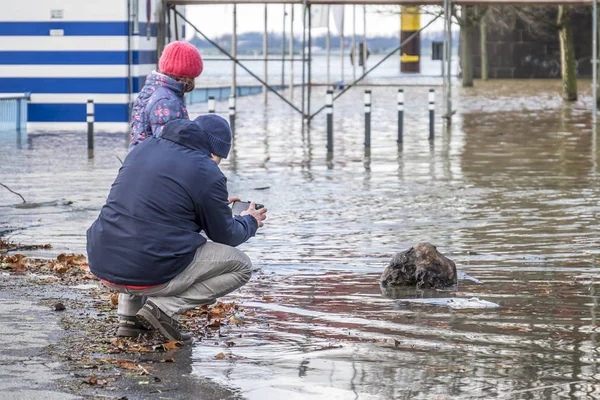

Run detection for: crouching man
[[86, 115, 267, 343]]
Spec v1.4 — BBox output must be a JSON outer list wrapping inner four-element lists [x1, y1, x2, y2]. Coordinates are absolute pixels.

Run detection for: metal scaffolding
[[166, 0, 599, 123]]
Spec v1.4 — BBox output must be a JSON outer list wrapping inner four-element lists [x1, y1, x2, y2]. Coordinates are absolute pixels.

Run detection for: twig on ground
[[116, 156, 124, 165], [0, 183, 26, 203]]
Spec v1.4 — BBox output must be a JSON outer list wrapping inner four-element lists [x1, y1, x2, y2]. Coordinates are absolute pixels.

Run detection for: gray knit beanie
[[193, 114, 232, 158]]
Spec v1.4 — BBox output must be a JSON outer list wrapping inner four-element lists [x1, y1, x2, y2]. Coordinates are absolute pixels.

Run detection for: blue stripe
[[0, 77, 144, 94], [29, 103, 129, 123], [0, 51, 157, 65], [0, 22, 157, 37], [139, 23, 158, 38]]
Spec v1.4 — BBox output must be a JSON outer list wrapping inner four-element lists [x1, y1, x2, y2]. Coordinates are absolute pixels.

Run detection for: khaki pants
[[110, 242, 252, 318]]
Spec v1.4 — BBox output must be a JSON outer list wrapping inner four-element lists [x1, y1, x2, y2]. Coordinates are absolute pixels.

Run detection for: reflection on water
[[1, 80, 600, 398]]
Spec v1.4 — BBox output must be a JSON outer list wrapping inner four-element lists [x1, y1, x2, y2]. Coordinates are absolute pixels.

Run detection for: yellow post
[[400, 7, 421, 73]]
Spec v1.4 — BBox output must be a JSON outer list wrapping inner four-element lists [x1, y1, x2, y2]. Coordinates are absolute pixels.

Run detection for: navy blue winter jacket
[[86, 119, 258, 286]]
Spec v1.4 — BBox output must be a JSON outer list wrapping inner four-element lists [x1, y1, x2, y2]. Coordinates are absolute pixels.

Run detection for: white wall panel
[[0, 37, 129, 51], [0, 64, 156, 78], [1, 0, 127, 22], [28, 122, 129, 133]]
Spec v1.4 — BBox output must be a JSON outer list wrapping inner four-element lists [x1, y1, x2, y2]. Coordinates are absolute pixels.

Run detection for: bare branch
[[0, 183, 26, 204]]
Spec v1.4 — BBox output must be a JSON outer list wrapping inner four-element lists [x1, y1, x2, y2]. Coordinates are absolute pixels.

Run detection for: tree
[[557, 6, 578, 100], [453, 6, 488, 87], [480, 15, 488, 81]]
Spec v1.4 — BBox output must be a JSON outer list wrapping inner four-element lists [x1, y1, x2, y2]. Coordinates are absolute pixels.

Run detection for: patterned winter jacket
[[129, 72, 189, 151]]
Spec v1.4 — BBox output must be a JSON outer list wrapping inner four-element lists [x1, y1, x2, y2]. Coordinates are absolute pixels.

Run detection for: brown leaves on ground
[[106, 301, 249, 355], [48, 253, 89, 274], [85, 375, 108, 386], [1, 254, 28, 272], [0, 238, 51, 255], [109, 337, 187, 354], [0, 251, 94, 283], [181, 301, 242, 334]]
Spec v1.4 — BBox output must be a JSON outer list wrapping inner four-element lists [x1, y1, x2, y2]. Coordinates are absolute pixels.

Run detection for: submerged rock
[[380, 243, 457, 289]]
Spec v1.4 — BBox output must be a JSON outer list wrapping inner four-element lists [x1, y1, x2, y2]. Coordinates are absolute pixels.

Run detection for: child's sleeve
[[147, 98, 188, 137]]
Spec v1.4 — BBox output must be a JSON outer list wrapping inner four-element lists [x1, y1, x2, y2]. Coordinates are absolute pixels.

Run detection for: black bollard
[[397, 89, 404, 143], [229, 95, 236, 137], [326, 90, 333, 153], [87, 99, 94, 150], [208, 96, 215, 114], [428, 89, 435, 141], [364, 90, 372, 148]]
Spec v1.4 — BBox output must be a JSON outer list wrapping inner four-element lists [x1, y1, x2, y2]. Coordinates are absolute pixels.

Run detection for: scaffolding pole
[[362, 5, 367, 76], [327, 11, 331, 86], [443, 0, 453, 120], [308, 3, 312, 118], [352, 5, 356, 81], [232, 4, 237, 99], [302, 0, 307, 116], [264, 4, 269, 103], [341, 10, 345, 86], [593, 0, 598, 123], [290, 5, 295, 98], [282, 5, 286, 88]]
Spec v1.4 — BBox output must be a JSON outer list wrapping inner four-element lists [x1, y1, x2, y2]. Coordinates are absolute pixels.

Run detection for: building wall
[[0, 0, 163, 133], [469, 8, 592, 80]]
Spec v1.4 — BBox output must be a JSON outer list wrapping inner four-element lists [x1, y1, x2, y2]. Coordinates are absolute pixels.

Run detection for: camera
[[231, 201, 265, 216]]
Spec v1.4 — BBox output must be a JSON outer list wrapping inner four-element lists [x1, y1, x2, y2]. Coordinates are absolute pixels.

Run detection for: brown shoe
[[136, 300, 193, 344], [116, 315, 152, 337]]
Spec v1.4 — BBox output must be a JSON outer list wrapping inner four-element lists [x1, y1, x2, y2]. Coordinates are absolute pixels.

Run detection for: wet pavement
[[1, 78, 600, 398], [0, 283, 77, 400]]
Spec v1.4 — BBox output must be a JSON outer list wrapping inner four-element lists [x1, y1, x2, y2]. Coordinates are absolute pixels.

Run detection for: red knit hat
[[159, 41, 203, 78]]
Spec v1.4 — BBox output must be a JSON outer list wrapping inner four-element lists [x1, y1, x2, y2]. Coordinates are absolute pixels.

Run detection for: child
[[129, 41, 203, 151]]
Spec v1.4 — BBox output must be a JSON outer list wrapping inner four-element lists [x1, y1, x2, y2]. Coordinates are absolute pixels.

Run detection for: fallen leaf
[[215, 352, 226, 360], [159, 358, 175, 363], [229, 316, 242, 325], [262, 295, 273, 301], [208, 319, 221, 328], [85, 376, 107, 385], [50, 262, 69, 274], [117, 362, 139, 371], [208, 308, 226, 319], [3, 254, 27, 272], [162, 341, 182, 350], [110, 293, 119, 306]]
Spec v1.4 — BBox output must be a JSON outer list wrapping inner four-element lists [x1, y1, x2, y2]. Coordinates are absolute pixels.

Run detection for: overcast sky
[[185, 5, 446, 38]]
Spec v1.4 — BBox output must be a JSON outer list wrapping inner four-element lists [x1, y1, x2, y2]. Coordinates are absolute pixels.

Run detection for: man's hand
[[240, 201, 267, 228], [227, 197, 241, 204]]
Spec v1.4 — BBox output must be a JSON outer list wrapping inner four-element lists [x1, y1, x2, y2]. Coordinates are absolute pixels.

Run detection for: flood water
[[1, 79, 600, 399]]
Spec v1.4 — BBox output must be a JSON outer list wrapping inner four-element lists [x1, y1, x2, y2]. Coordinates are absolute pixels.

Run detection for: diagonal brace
[[308, 12, 443, 121], [171, 6, 305, 116]]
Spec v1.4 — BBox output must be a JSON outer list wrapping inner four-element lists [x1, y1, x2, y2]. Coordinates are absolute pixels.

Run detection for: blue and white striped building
[[0, 0, 185, 133]]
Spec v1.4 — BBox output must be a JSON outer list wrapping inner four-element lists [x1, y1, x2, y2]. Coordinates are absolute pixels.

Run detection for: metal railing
[[186, 84, 293, 105], [0, 93, 30, 132]]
